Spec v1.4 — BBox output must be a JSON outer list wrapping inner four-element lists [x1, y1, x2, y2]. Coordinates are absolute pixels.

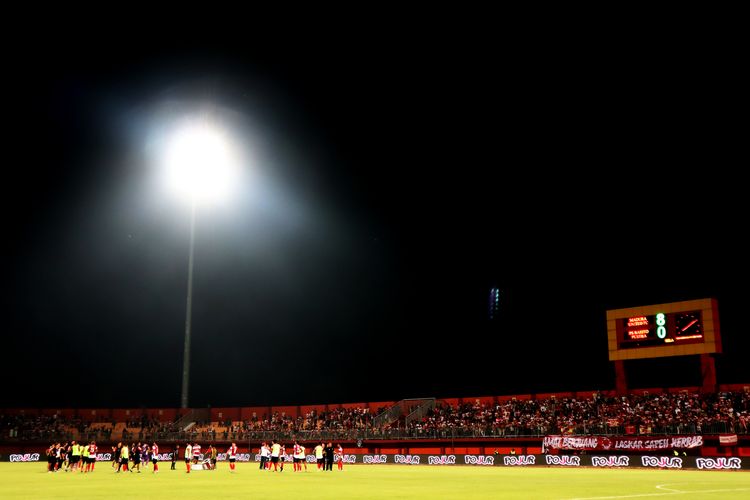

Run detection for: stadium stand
[[2, 386, 747, 446]]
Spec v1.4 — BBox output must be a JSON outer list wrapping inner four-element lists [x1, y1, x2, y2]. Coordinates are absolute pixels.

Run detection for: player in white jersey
[[151, 443, 159, 473], [227, 442, 238, 472], [292, 440, 304, 472], [259, 442, 270, 470], [336, 444, 344, 470]]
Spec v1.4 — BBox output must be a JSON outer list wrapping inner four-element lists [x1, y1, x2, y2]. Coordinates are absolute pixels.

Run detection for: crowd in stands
[[190, 407, 374, 441], [406, 390, 750, 438], [2, 390, 748, 443], [0, 414, 76, 441]]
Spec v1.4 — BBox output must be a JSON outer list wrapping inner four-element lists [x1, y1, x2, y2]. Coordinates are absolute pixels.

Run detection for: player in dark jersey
[[141, 443, 149, 470], [63, 442, 72, 472], [324, 442, 334, 471], [46, 444, 56, 472], [131, 442, 142, 472]]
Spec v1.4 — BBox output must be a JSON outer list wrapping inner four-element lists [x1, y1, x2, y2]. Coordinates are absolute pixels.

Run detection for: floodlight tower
[[162, 118, 240, 408]]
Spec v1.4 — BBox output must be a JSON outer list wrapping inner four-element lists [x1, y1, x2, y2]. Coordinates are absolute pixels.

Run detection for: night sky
[[2, 28, 747, 409]]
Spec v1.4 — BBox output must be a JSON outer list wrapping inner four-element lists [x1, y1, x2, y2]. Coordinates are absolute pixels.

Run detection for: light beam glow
[[162, 120, 240, 203]]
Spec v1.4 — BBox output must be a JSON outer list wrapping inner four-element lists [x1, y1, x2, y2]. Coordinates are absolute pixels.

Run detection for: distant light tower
[[489, 288, 500, 320], [161, 117, 241, 408]]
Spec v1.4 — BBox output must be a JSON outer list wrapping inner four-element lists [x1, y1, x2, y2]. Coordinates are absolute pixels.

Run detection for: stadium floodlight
[[163, 120, 240, 204], [161, 117, 242, 409]]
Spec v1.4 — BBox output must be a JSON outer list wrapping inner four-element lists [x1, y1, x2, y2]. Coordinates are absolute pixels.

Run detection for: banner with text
[[542, 435, 703, 452], [719, 435, 738, 446]]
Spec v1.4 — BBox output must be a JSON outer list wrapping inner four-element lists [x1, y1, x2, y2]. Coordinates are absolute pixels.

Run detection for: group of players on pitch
[[45, 439, 345, 474], [45, 440, 165, 473], [182, 442, 233, 472], [45, 441, 99, 473], [257, 440, 344, 472]]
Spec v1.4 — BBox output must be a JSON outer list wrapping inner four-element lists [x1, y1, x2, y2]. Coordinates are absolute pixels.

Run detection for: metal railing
[[405, 398, 436, 428], [373, 398, 436, 429], [373, 404, 401, 428], [173, 408, 209, 431]]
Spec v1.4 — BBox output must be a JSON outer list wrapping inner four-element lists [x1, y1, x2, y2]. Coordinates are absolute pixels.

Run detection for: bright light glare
[[162, 121, 240, 203]]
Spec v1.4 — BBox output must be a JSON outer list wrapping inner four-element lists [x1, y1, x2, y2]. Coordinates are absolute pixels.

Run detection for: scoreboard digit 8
[[606, 298, 721, 361]]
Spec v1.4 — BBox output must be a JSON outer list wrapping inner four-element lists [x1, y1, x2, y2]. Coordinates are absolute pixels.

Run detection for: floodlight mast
[[164, 117, 240, 409], [180, 198, 196, 409]]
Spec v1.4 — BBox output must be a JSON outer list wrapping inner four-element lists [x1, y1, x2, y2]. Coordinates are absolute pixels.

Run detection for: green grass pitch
[[1, 463, 748, 499]]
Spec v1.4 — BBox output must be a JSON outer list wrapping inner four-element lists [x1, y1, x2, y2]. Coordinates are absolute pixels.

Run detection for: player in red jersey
[[292, 441, 302, 472], [86, 441, 97, 472], [336, 444, 344, 470], [227, 442, 238, 472], [151, 442, 159, 473]]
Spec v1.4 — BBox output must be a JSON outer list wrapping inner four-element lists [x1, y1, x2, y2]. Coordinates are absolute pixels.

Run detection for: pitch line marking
[[566, 486, 750, 500], [654, 484, 684, 493]]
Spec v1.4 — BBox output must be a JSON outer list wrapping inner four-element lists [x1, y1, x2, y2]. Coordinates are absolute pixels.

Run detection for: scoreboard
[[619, 310, 704, 348], [606, 298, 721, 361]]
